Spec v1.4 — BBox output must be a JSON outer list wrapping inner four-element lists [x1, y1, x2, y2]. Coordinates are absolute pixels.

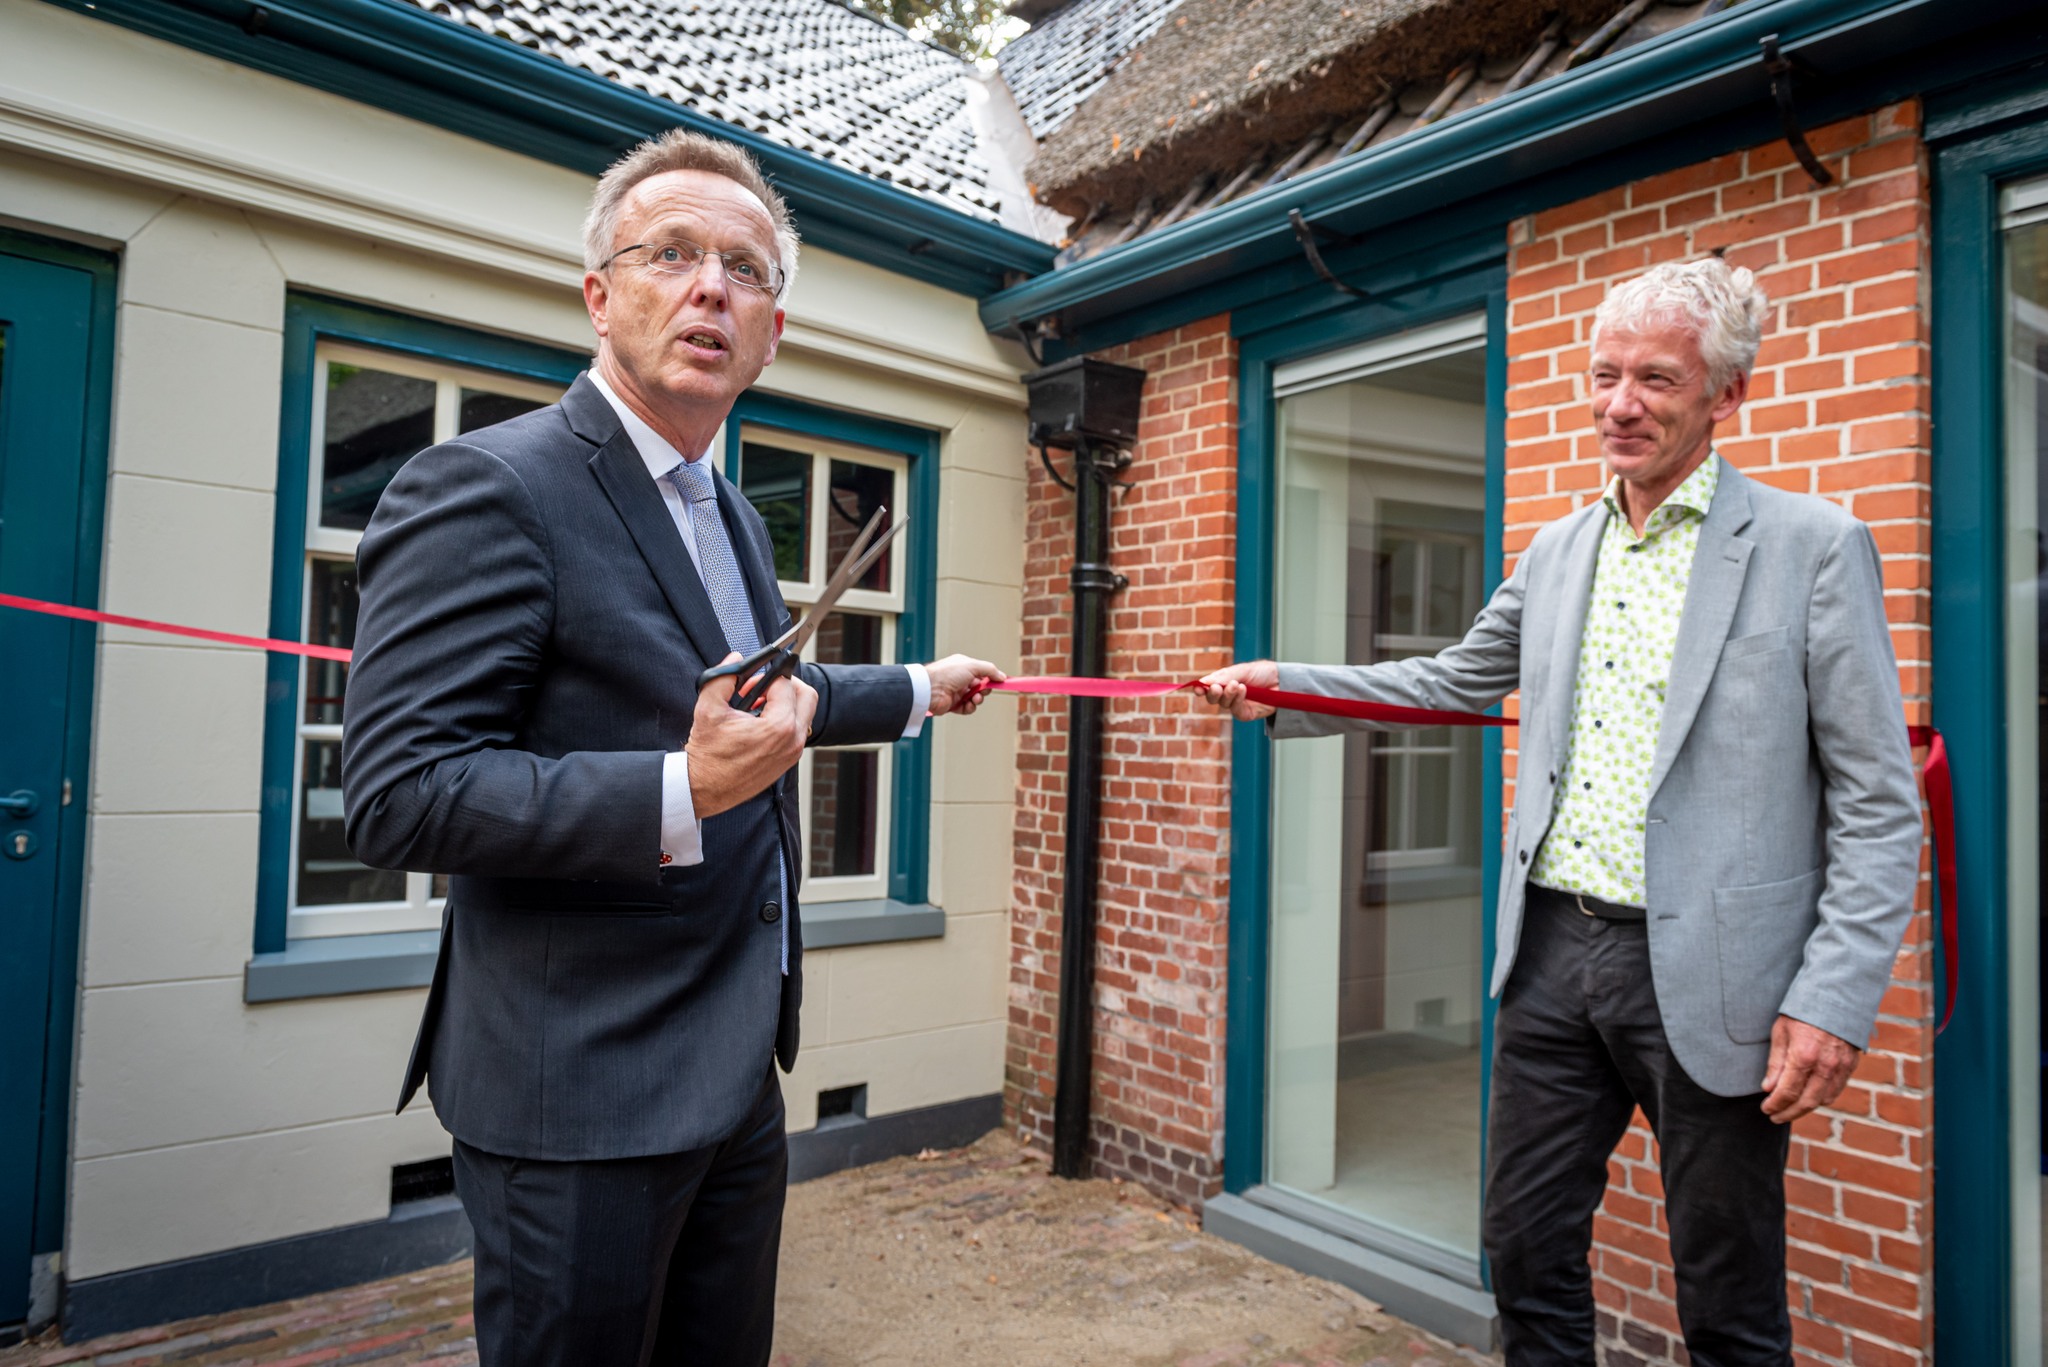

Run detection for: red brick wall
[[1505, 102, 1935, 1366], [1006, 316, 1240, 1202]]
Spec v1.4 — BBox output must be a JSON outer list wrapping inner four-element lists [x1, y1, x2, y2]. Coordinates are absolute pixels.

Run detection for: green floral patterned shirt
[[1529, 457, 1720, 908]]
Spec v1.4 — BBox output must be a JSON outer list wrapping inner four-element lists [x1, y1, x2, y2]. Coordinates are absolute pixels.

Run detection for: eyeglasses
[[600, 237, 785, 295]]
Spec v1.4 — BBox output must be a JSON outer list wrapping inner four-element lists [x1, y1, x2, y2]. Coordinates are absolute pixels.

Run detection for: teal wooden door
[[0, 243, 106, 1329]]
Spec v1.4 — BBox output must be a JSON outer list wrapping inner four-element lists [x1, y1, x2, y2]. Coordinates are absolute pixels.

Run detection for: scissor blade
[[783, 511, 906, 657]]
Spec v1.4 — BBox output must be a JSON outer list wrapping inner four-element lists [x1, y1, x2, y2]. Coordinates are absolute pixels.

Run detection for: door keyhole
[[5, 831, 35, 860]]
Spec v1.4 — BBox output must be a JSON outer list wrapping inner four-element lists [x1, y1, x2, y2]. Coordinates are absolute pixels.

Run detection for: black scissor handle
[[696, 644, 800, 713]]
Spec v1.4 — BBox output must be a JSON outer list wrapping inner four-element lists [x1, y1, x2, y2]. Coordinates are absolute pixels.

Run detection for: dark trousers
[[1485, 887, 1792, 1367], [452, 1069, 788, 1367]]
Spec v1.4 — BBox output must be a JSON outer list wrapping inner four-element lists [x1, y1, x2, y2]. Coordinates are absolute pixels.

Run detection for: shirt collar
[[584, 367, 717, 483], [1601, 453, 1720, 532]]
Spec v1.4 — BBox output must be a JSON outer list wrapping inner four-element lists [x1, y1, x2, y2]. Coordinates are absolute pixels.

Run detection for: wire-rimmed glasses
[[600, 237, 785, 296]]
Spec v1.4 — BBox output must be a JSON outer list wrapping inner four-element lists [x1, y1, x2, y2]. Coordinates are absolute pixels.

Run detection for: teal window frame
[[1927, 73, 2048, 1365], [722, 393, 939, 907], [1220, 235, 1509, 1256], [254, 295, 586, 954]]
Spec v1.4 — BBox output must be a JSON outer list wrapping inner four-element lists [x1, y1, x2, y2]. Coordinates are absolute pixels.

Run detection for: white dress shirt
[[584, 369, 930, 868]]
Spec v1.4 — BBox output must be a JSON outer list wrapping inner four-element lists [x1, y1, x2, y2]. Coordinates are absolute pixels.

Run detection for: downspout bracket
[[1760, 34, 1836, 189]]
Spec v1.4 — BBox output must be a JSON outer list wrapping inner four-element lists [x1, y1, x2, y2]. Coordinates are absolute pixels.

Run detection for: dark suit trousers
[[452, 1069, 788, 1367], [1485, 887, 1792, 1367]]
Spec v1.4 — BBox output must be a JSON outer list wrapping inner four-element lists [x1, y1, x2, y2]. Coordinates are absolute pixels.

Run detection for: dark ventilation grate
[[391, 1156, 456, 1207], [817, 1084, 869, 1127]]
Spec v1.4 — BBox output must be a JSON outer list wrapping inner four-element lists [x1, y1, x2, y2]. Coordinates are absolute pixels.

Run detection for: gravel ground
[[2, 1131, 1497, 1367]]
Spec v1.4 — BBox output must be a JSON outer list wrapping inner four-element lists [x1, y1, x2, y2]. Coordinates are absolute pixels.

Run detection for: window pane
[[298, 739, 403, 904], [1427, 540, 1467, 638], [1384, 537, 1419, 636], [460, 388, 546, 433], [321, 364, 435, 531], [828, 460, 893, 590], [812, 609, 883, 667], [304, 559, 360, 726], [809, 750, 878, 878], [739, 442, 811, 581]]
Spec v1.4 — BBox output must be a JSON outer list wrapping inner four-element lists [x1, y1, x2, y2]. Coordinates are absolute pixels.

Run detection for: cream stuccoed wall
[[1, 0, 1024, 1282]]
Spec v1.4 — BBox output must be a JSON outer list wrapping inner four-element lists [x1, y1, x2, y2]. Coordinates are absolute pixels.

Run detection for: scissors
[[695, 505, 905, 713]]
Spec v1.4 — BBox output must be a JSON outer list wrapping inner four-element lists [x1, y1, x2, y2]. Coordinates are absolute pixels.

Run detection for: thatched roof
[[1028, 0, 1717, 226]]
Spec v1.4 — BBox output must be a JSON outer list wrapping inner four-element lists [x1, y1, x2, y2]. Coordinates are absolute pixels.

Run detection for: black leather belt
[[1529, 882, 1647, 922]]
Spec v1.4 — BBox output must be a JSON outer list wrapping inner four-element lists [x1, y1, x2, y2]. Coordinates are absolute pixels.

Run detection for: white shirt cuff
[[660, 749, 704, 868], [901, 663, 931, 739]]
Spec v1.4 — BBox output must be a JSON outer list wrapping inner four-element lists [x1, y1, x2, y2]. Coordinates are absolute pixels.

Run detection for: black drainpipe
[[1023, 357, 1146, 1180]]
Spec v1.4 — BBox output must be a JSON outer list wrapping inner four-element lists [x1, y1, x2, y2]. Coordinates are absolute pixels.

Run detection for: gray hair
[[582, 129, 801, 299], [1591, 257, 1770, 391]]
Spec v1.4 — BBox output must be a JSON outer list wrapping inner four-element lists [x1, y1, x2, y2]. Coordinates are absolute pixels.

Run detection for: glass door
[[2005, 171, 2048, 1358], [1265, 316, 1490, 1267]]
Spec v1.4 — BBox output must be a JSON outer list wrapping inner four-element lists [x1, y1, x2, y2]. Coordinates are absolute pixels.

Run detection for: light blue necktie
[[668, 459, 789, 973]]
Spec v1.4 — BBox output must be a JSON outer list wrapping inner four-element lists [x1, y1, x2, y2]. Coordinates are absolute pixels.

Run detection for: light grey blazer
[[1272, 456, 1922, 1096]]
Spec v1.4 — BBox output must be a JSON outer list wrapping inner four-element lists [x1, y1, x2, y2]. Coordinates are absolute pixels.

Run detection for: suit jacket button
[[1518, 849, 1528, 864], [761, 900, 782, 923]]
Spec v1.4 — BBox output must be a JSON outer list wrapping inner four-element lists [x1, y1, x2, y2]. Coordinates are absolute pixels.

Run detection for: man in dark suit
[[341, 129, 1001, 1366]]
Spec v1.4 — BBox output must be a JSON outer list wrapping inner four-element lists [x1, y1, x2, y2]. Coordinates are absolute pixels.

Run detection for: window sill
[[802, 899, 946, 950], [244, 930, 439, 1004], [243, 902, 945, 1003]]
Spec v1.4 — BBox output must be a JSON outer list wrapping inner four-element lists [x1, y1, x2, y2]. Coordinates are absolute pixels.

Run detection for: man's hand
[[686, 653, 818, 818], [1760, 1015, 1862, 1125], [1194, 660, 1281, 721], [925, 654, 1006, 718]]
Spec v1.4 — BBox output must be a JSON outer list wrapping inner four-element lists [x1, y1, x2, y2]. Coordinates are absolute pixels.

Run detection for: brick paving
[[2, 1134, 1496, 1367]]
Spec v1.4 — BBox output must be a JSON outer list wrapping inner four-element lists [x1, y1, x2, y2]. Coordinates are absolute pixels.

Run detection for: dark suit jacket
[[341, 375, 913, 1161]]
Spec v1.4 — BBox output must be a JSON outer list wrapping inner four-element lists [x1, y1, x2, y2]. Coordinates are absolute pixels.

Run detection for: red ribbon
[[1002, 676, 1958, 1035], [0, 593, 1960, 1033], [0, 592, 352, 662]]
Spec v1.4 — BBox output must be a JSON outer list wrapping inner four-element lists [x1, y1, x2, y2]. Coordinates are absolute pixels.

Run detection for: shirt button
[[1605, 661, 1614, 669], [1574, 840, 1583, 848], [1583, 782, 1592, 790], [1616, 601, 1625, 610], [761, 900, 781, 924]]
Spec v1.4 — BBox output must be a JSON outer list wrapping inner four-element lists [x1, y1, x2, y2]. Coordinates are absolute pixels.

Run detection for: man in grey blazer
[[1201, 259, 1921, 1365], [342, 130, 1000, 1366]]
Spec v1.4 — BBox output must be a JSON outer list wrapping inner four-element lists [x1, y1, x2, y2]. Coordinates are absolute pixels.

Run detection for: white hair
[[1591, 257, 1770, 390], [582, 128, 800, 300]]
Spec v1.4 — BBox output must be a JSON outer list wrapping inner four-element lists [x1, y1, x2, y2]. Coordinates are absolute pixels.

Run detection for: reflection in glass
[[809, 751, 879, 878], [460, 388, 546, 433], [298, 740, 403, 905], [321, 365, 434, 531], [304, 559, 359, 725], [739, 442, 811, 581], [1267, 340, 1488, 1260], [808, 609, 884, 879], [830, 459, 893, 590]]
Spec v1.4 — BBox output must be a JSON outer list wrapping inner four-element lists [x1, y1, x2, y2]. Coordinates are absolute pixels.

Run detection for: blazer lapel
[[581, 406, 732, 667], [1543, 508, 1608, 752], [1646, 456, 1755, 803]]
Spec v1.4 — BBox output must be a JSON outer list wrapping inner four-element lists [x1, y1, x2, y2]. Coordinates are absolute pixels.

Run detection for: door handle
[[0, 790, 38, 819]]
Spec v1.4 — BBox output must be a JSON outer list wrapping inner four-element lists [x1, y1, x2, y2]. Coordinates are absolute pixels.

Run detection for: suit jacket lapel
[[1543, 509, 1607, 753], [575, 385, 733, 666], [1647, 455, 1755, 803]]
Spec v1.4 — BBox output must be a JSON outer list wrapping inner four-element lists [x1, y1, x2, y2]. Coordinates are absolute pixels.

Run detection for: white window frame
[[288, 342, 563, 939], [737, 423, 907, 903]]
